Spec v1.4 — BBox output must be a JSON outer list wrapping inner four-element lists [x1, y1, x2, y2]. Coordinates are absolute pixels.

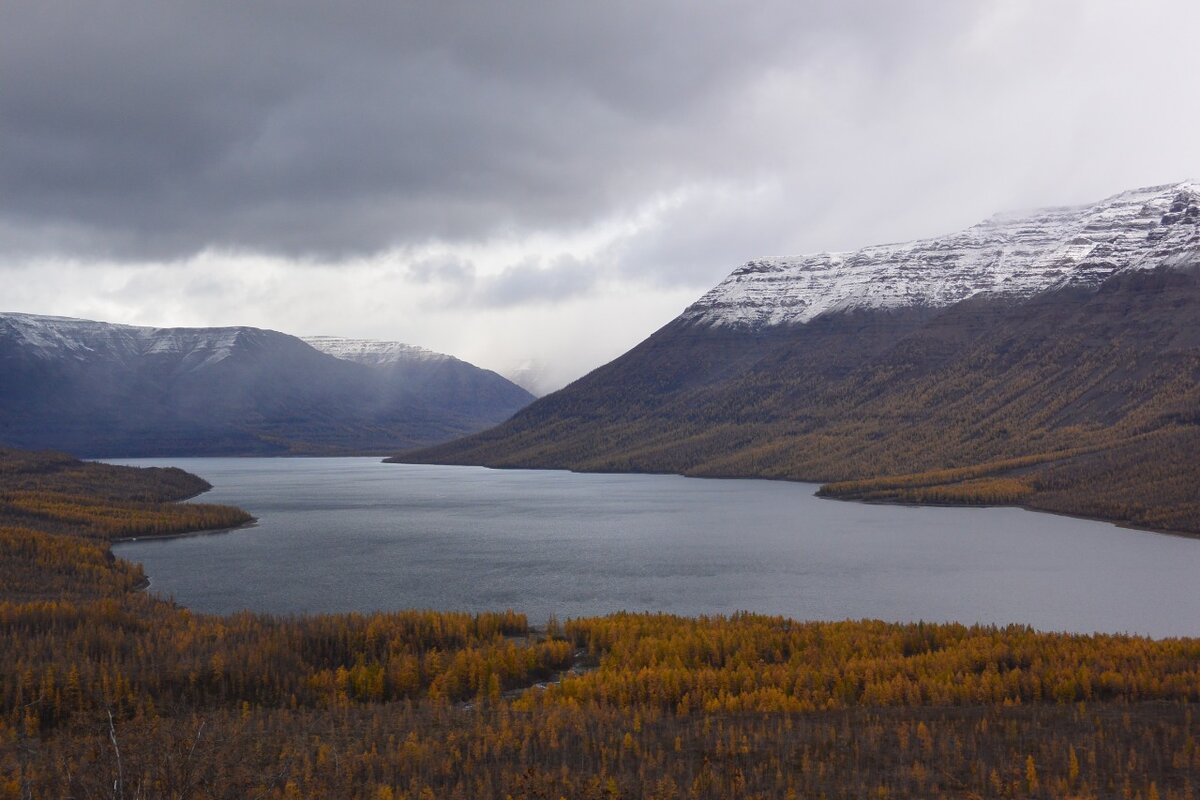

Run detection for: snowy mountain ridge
[[0, 312, 271, 369], [0, 315, 460, 373], [302, 336, 451, 367], [683, 180, 1200, 328], [0, 313, 535, 456]]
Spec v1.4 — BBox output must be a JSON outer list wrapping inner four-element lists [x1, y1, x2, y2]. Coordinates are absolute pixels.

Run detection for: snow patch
[[683, 180, 1200, 329], [302, 336, 451, 366], [0, 313, 258, 368]]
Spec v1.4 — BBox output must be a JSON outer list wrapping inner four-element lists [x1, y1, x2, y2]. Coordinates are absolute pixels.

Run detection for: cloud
[[4, 1, 1200, 388], [0, 1, 983, 264], [472, 256, 599, 308], [0, 251, 697, 393], [400, 253, 599, 309]]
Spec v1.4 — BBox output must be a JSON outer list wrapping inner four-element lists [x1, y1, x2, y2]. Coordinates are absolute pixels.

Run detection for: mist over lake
[[112, 457, 1200, 638]]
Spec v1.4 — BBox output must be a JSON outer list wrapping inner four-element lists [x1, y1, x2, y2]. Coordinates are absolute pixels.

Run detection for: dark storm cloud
[[0, 1, 977, 262]]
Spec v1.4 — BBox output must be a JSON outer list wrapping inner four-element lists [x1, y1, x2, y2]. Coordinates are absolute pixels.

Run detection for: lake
[[110, 457, 1200, 637]]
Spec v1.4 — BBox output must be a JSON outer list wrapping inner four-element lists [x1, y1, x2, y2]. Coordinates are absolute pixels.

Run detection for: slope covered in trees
[[0, 448, 251, 545], [400, 265, 1200, 534], [3, 447, 1200, 797]]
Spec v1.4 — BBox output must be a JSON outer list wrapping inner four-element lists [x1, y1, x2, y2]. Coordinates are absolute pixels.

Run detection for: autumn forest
[[0, 447, 1197, 798]]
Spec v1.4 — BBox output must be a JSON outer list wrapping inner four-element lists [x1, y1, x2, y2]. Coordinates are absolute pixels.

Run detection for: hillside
[[3, 446, 1200, 798], [304, 335, 534, 423], [399, 182, 1200, 534], [0, 315, 533, 456]]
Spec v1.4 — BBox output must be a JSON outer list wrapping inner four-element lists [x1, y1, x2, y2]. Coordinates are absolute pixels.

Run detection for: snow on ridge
[[0, 312, 266, 366], [302, 336, 451, 367], [0, 313, 455, 371], [683, 180, 1200, 329]]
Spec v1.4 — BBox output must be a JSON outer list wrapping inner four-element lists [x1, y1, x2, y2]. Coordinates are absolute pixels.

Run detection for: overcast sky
[[3, 1, 1199, 393]]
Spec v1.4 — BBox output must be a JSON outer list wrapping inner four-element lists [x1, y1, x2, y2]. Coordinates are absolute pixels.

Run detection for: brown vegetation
[[0, 448, 250, 541], [3, 447, 1200, 797]]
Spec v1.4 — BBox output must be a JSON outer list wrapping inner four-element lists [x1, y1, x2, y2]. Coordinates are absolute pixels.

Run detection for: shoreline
[[387, 456, 1200, 541], [816, 492, 1200, 542], [107, 471, 258, 594], [109, 457, 1200, 639], [111, 517, 259, 545]]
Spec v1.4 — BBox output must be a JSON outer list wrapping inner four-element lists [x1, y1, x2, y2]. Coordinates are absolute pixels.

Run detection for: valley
[[7, 4, 1200, 796]]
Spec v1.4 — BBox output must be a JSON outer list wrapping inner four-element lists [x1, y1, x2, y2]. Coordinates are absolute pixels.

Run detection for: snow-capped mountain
[[402, 180, 1200, 533], [684, 181, 1200, 328], [0, 313, 273, 368], [306, 336, 555, 397], [303, 336, 450, 367], [0, 314, 533, 456]]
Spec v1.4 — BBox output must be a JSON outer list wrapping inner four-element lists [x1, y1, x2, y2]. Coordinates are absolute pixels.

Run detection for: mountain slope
[[399, 182, 1200, 533], [0, 315, 533, 456], [303, 336, 534, 422]]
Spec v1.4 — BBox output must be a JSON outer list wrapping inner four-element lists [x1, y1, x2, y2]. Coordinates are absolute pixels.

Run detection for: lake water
[[110, 457, 1200, 637]]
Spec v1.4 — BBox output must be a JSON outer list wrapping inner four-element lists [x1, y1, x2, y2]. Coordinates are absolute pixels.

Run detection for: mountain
[[0, 315, 533, 456], [684, 181, 1200, 328], [398, 181, 1200, 533], [302, 336, 448, 367], [303, 335, 536, 424], [501, 359, 552, 397]]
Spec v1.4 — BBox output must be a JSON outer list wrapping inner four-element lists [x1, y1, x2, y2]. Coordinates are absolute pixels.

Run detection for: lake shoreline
[[387, 457, 1198, 540], [112, 517, 258, 545], [816, 493, 1200, 542], [109, 456, 1200, 638]]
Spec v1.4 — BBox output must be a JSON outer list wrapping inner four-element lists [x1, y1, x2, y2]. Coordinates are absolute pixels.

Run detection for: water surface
[[111, 457, 1200, 637]]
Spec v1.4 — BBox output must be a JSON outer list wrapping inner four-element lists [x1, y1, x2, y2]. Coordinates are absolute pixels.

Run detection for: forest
[[3, 448, 1200, 798]]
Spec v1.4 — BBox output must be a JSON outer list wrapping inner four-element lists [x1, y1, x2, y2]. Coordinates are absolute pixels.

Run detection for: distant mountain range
[[0, 314, 533, 456], [400, 181, 1200, 534]]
